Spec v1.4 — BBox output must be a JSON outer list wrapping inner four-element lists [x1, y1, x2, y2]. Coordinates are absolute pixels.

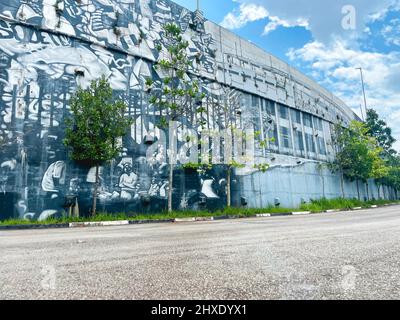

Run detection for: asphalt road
[[1, 206, 400, 300]]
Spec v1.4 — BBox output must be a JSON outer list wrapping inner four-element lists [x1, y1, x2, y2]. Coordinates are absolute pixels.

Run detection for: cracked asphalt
[[1, 205, 400, 300]]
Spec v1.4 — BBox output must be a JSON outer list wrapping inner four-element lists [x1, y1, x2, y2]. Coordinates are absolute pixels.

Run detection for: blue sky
[[174, 0, 400, 151]]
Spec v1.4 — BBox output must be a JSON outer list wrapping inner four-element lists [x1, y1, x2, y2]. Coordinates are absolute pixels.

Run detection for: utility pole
[[356, 67, 367, 121]]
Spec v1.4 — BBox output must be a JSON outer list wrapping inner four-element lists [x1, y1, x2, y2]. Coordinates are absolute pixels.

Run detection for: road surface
[[1, 206, 400, 300]]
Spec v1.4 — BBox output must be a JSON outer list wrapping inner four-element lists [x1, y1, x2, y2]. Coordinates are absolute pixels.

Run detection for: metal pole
[[197, 0, 199, 11], [359, 104, 364, 122], [356, 67, 367, 121]]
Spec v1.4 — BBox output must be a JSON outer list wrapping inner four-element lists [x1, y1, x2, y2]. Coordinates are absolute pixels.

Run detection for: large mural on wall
[[0, 0, 248, 220], [0, 0, 367, 221]]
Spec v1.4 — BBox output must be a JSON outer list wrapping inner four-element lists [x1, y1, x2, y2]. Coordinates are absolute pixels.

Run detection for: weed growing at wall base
[[0, 198, 398, 227], [299, 198, 397, 212]]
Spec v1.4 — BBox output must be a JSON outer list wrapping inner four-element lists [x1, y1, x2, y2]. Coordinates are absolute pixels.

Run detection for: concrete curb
[[129, 219, 175, 225], [69, 220, 129, 228], [270, 212, 292, 217], [174, 217, 214, 223], [0, 223, 69, 231], [174, 217, 196, 223], [213, 215, 243, 220], [256, 214, 271, 217], [195, 217, 214, 222], [1, 203, 399, 231], [291, 211, 311, 215]]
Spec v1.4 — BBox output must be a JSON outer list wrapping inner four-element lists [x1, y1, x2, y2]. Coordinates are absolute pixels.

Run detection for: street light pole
[[356, 67, 367, 121]]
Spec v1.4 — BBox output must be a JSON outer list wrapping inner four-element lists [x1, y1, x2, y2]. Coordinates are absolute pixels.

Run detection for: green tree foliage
[[377, 153, 400, 196], [331, 121, 389, 199], [365, 109, 400, 197], [148, 23, 205, 212], [64, 76, 132, 216], [365, 108, 396, 155]]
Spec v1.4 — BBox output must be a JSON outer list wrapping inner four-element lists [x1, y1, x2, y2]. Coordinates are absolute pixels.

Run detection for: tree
[[148, 23, 205, 212], [64, 76, 132, 216], [366, 108, 396, 156], [213, 87, 270, 207], [365, 109, 400, 198], [218, 88, 244, 208], [369, 143, 390, 199], [378, 153, 400, 199], [331, 121, 388, 200]]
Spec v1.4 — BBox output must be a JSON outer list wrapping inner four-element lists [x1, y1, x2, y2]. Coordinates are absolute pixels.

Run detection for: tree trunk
[[356, 180, 360, 201], [340, 170, 345, 198], [168, 163, 174, 212], [92, 164, 99, 216], [366, 181, 370, 201], [378, 184, 381, 200], [227, 167, 231, 207]]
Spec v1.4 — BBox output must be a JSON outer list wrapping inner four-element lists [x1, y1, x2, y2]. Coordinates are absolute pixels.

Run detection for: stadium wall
[[0, 0, 395, 220]]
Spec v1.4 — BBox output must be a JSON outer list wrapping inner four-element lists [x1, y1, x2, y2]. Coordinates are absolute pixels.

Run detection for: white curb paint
[[101, 220, 130, 226], [292, 211, 311, 215], [174, 218, 196, 222], [352, 207, 363, 210], [325, 209, 339, 213], [69, 220, 129, 228], [370, 205, 378, 208], [256, 214, 271, 217]]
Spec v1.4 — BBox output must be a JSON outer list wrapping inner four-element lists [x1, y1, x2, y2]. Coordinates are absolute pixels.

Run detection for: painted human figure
[[148, 176, 168, 198], [119, 163, 138, 201]]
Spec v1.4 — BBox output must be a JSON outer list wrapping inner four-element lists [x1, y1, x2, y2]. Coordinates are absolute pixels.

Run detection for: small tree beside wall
[[64, 76, 132, 216], [330, 121, 388, 200], [148, 23, 205, 212]]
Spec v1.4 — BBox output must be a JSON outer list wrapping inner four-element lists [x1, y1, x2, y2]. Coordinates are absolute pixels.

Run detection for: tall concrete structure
[[0, 0, 395, 221]]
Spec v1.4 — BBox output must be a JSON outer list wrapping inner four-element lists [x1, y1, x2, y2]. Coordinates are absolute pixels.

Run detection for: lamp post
[[356, 67, 367, 121]]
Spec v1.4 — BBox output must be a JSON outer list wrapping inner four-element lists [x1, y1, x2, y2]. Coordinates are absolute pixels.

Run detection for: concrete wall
[[0, 0, 395, 221], [239, 161, 397, 209]]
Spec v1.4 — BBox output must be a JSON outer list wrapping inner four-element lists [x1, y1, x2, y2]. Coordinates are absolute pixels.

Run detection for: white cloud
[[263, 15, 309, 35], [237, 0, 398, 43], [220, 2, 309, 34], [381, 18, 400, 46], [287, 39, 400, 151], [220, 3, 269, 30]]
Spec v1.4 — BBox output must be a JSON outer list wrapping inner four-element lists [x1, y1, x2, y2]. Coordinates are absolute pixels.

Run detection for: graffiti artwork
[[0, 0, 374, 220], [0, 0, 247, 220]]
